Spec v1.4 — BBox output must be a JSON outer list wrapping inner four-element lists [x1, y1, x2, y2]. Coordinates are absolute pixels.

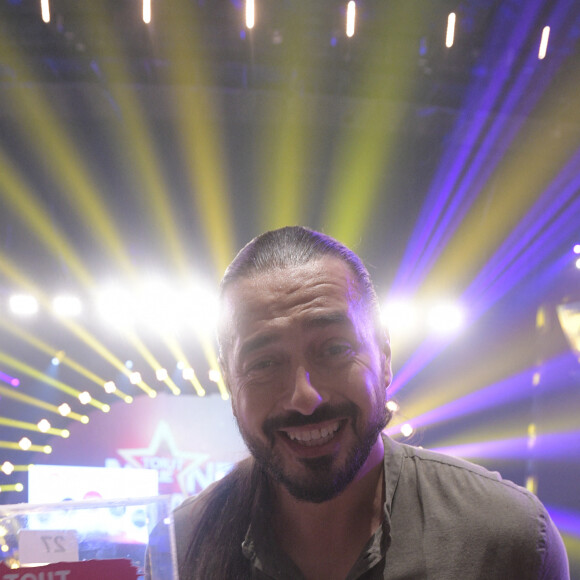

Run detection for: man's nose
[[285, 366, 323, 415]]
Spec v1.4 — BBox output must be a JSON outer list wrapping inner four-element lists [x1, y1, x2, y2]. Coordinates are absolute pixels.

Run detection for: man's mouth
[[280, 420, 342, 448]]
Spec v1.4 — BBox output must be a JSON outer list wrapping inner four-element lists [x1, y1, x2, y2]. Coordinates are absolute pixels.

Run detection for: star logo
[[117, 421, 209, 494]]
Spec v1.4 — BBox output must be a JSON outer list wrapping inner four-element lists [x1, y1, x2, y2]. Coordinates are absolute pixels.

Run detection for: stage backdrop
[[35, 393, 248, 503]]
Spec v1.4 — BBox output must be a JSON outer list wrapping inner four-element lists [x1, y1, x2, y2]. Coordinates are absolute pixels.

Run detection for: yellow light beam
[[198, 335, 229, 400], [0, 352, 105, 411], [0, 441, 51, 454], [162, 0, 236, 275], [0, 33, 133, 274], [0, 150, 93, 287], [323, 2, 422, 248], [76, 3, 190, 274], [0, 484, 24, 493], [0, 318, 129, 401], [425, 59, 580, 295], [0, 255, 145, 398], [258, 4, 319, 231], [124, 330, 180, 395], [0, 417, 68, 438], [0, 385, 87, 423], [164, 335, 206, 396]]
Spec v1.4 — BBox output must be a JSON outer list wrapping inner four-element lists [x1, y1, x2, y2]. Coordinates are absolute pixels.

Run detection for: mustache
[[262, 402, 358, 438]]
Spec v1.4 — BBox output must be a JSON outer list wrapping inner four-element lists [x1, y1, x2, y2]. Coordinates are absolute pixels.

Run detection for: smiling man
[[173, 226, 569, 580]]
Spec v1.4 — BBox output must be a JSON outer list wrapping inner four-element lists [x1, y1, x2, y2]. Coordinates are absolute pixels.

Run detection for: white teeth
[[285, 422, 340, 447]]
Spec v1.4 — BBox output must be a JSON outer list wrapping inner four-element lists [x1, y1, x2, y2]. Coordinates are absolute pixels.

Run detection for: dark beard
[[237, 401, 389, 503]]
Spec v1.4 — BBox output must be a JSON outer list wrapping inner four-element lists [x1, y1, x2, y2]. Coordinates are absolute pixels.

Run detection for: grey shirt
[[174, 435, 569, 579]]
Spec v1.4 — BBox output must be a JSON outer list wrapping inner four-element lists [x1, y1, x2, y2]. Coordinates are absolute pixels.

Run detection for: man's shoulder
[[386, 436, 543, 514]]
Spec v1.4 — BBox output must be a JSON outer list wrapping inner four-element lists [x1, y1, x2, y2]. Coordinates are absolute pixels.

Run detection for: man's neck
[[271, 437, 385, 580]]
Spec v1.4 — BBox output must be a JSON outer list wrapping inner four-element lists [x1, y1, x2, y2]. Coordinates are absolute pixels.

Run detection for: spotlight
[[400, 423, 414, 437], [427, 302, 465, 336], [346, 1, 356, 38], [446, 12, 456, 48], [156, 368, 168, 381], [182, 368, 195, 381], [143, 0, 151, 24], [52, 295, 82, 317], [37, 419, 51, 433], [18, 437, 32, 451], [538, 26, 550, 60], [9, 294, 39, 316], [58, 403, 71, 416], [208, 369, 221, 383], [573, 244, 580, 254], [130, 372, 142, 385], [386, 400, 399, 413], [246, 0, 255, 29], [381, 298, 418, 338], [78, 391, 92, 405], [104, 381, 117, 393], [1, 462, 14, 475], [41, 0, 50, 23]]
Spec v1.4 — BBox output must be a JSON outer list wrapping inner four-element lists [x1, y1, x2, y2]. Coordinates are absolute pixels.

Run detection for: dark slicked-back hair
[[218, 226, 383, 360]]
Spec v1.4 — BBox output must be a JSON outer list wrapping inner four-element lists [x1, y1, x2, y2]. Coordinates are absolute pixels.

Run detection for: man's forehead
[[220, 258, 361, 318]]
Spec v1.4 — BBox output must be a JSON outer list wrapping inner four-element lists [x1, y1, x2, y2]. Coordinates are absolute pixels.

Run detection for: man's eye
[[248, 359, 276, 373], [325, 343, 352, 357]]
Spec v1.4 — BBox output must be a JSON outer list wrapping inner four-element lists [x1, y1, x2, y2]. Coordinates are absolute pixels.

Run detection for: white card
[[18, 530, 79, 565]]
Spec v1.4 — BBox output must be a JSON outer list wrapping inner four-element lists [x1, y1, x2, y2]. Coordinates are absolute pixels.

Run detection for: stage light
[[184, 282, 220, 337], [386, 400, 399, 413], [1, 462, 14, 476], [130, 371, 142, 385], [576, 258, 580, 270], [574, 244, 580, 254], [43, 445, 52, 454], [52, 295, 82, 317], [61, 429, 70, 438], [124, 396, 133, 404], [143, 0, 151, 24], [381, 298, 418, 337], [156, 368, 168, 381], [104, 380, 117, 393], [58, 403, 71, 416], [208, 369, 221, 383], [346, 1, 356, 38], [8, 294, 39, 316], [446, 12, 456, 48], [37, 419, 51, 433], [400, 423, 414, 437], [183, 368, 194, 381], [102, 405, 110, 413], [78, 391, 92, 405], [18, 437, 32, 451], [246, 0, 255, 29], [538, 26, 550, 60], [96, 285, 134, 328], [80, 415, 89, 424], [41, 0, 50, 23], [427, 302, 465, 336]]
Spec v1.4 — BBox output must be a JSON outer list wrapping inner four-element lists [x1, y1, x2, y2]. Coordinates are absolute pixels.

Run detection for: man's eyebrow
[[238, 332, 280, 359], [302, 312, 352, 330]]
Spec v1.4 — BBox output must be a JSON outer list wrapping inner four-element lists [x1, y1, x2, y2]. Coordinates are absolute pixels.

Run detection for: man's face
[[220, 256, 392, 503]]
